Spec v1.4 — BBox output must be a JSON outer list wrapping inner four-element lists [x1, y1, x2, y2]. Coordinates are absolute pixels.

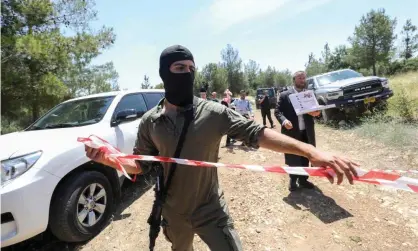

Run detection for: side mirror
[[112, 109, 137, 126]]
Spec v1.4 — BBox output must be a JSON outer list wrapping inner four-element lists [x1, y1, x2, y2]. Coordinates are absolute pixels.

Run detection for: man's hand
[[283, 119, 293, 130], [308, 148, 359, 185], [85, 145, 118, 168], [85, 145, 142, 174], [308, 111, 321, 117]]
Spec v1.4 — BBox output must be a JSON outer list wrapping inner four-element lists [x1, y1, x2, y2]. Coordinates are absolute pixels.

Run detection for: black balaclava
[[159, 45, 195, 107]]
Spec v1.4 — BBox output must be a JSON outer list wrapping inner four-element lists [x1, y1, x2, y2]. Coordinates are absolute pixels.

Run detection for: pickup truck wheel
[[373, 100, 388, 113], [318, 101, 336, 122], [49, 171, 114, 242]]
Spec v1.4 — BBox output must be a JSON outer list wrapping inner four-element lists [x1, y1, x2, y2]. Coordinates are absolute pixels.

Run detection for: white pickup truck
[[1, 89, 165, 248]]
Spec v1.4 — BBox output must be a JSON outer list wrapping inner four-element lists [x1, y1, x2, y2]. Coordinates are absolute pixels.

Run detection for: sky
[[90, 0, 418, 90]]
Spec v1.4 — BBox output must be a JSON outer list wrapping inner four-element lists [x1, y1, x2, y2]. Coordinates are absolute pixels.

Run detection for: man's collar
[[292, 86, 305, 93], [150, 96, 198, 123]]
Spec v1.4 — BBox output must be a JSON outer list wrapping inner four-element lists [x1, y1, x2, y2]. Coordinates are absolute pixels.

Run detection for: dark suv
[[255, 87, 277, 109], [306, 69, 393, 121]]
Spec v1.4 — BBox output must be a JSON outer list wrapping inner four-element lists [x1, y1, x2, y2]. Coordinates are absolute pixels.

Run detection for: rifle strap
[[160, 107, 194, 202]]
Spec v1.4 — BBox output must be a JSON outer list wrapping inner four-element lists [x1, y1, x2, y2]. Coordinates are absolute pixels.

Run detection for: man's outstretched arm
[[222, 107, 359, 185], [258, 128, 359, 185]]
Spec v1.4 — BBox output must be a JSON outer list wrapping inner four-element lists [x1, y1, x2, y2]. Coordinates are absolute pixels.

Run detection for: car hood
[[321, 76, 382, 90], [0, 125, 105, 160]]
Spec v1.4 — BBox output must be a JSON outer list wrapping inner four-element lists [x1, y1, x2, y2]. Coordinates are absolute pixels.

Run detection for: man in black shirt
[[260, 90, 275, 128]]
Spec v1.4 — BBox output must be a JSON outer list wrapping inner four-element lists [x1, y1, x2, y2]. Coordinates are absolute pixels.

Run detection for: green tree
[[275, 69, 292, 87], [154, 83, 164, 89], [201, 63, 228, 93], [400, 19, 418, 60], [244, 59, 260, 90], [221, 44, 246, 93], [321, 42, 331, 70], [1, 0, 116, 130], [64, 62, 119, 96], [305, 53, 327, 77], [141, 75, 151, 89], [263, 66, 276, 87], [328, 45, 351, 71], [193, 68, 205, 95], [349, 8, 397, 75]]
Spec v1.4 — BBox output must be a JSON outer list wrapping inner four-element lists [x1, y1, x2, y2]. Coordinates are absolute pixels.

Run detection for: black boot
[[289, 179, 298, 192], [299, 179, 315, 189]]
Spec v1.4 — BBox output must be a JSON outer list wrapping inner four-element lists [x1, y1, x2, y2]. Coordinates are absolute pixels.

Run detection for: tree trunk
[[32, 100, 40, 123], [372, 63, 377, 76]]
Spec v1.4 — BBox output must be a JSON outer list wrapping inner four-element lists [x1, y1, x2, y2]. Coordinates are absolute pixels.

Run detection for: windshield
[[316, 70, 362, 86], [27, 96, 115, 130], [257, 89, 274, 97]]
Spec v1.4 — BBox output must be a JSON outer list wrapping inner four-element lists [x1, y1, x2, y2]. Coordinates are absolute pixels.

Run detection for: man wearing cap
[[85, 45, 359, 251], [199, 87, 207, 100]]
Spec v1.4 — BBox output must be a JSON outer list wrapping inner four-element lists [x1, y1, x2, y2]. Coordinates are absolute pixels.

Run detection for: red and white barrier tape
[[77, 135, 418, 194]]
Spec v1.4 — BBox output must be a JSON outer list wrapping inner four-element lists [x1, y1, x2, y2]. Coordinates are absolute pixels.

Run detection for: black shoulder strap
[[161, 109, 194, 199]]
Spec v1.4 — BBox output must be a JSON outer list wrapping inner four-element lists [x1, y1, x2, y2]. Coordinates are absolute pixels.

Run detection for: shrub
[[387, 72, 418, 122], [1, 116, 24, 135]]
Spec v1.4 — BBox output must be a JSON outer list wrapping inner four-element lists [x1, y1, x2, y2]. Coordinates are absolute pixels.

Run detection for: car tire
[[49, 171, 114, 243]]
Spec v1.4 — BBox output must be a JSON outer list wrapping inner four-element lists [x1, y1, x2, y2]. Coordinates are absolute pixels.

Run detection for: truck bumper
[[327, 89, 393, 108]]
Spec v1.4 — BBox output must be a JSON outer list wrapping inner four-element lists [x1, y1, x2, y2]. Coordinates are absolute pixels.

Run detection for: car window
[[257, 89, 274, 97], [316, 70, 362, 86], [26, 96, 115, 130], [113, 93, 147, 118], [143, 93, 164, 109], [307, 79, 315, 90]]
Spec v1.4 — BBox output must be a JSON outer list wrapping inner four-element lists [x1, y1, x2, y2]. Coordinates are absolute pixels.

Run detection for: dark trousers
[[288, 130, 310, 182], [261, 108, 274, 127], [226, 135, 232, 145], [226, 106, 237, 146]]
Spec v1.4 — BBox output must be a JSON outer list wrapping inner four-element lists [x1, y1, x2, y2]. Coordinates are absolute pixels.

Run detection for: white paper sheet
[[289, 90, 336, 115]]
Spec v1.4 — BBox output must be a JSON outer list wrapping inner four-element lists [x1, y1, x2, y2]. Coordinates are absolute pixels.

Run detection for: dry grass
[[351, 72, 418, 155], [386, 71, 418, 121]]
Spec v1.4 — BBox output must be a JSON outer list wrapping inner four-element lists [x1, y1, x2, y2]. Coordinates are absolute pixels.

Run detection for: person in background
[[274, 70, 321, 192], [232, 90, 254, 146], [260, 90, 275, 128], [200, 87, 207, 100], [210, 92, 219, 102], [233, 90, 254, 120], [224, 89, 232, 104], [221, 97, 237, 147]]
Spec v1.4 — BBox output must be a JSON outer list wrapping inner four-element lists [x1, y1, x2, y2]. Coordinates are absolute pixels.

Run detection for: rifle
[[147, 109, 194, 251]]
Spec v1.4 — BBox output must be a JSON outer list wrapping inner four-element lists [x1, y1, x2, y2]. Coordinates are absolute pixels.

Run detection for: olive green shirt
[[133, 97, 265, 217]]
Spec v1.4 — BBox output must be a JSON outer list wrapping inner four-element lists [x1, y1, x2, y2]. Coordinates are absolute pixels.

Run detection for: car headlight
[[382, 79, 389, 88], [326, 91, 343, 100], [1, 151, 42, 184]]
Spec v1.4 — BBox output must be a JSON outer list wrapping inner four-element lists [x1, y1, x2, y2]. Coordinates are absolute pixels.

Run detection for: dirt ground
[[8, 109, 418, 251]]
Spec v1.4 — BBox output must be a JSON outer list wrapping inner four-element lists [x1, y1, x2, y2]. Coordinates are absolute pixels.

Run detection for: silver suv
[[307, 69, 393, 121]]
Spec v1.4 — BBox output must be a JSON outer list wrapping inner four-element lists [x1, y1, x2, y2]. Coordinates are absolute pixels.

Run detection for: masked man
[[85, 46, 359, 251]]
